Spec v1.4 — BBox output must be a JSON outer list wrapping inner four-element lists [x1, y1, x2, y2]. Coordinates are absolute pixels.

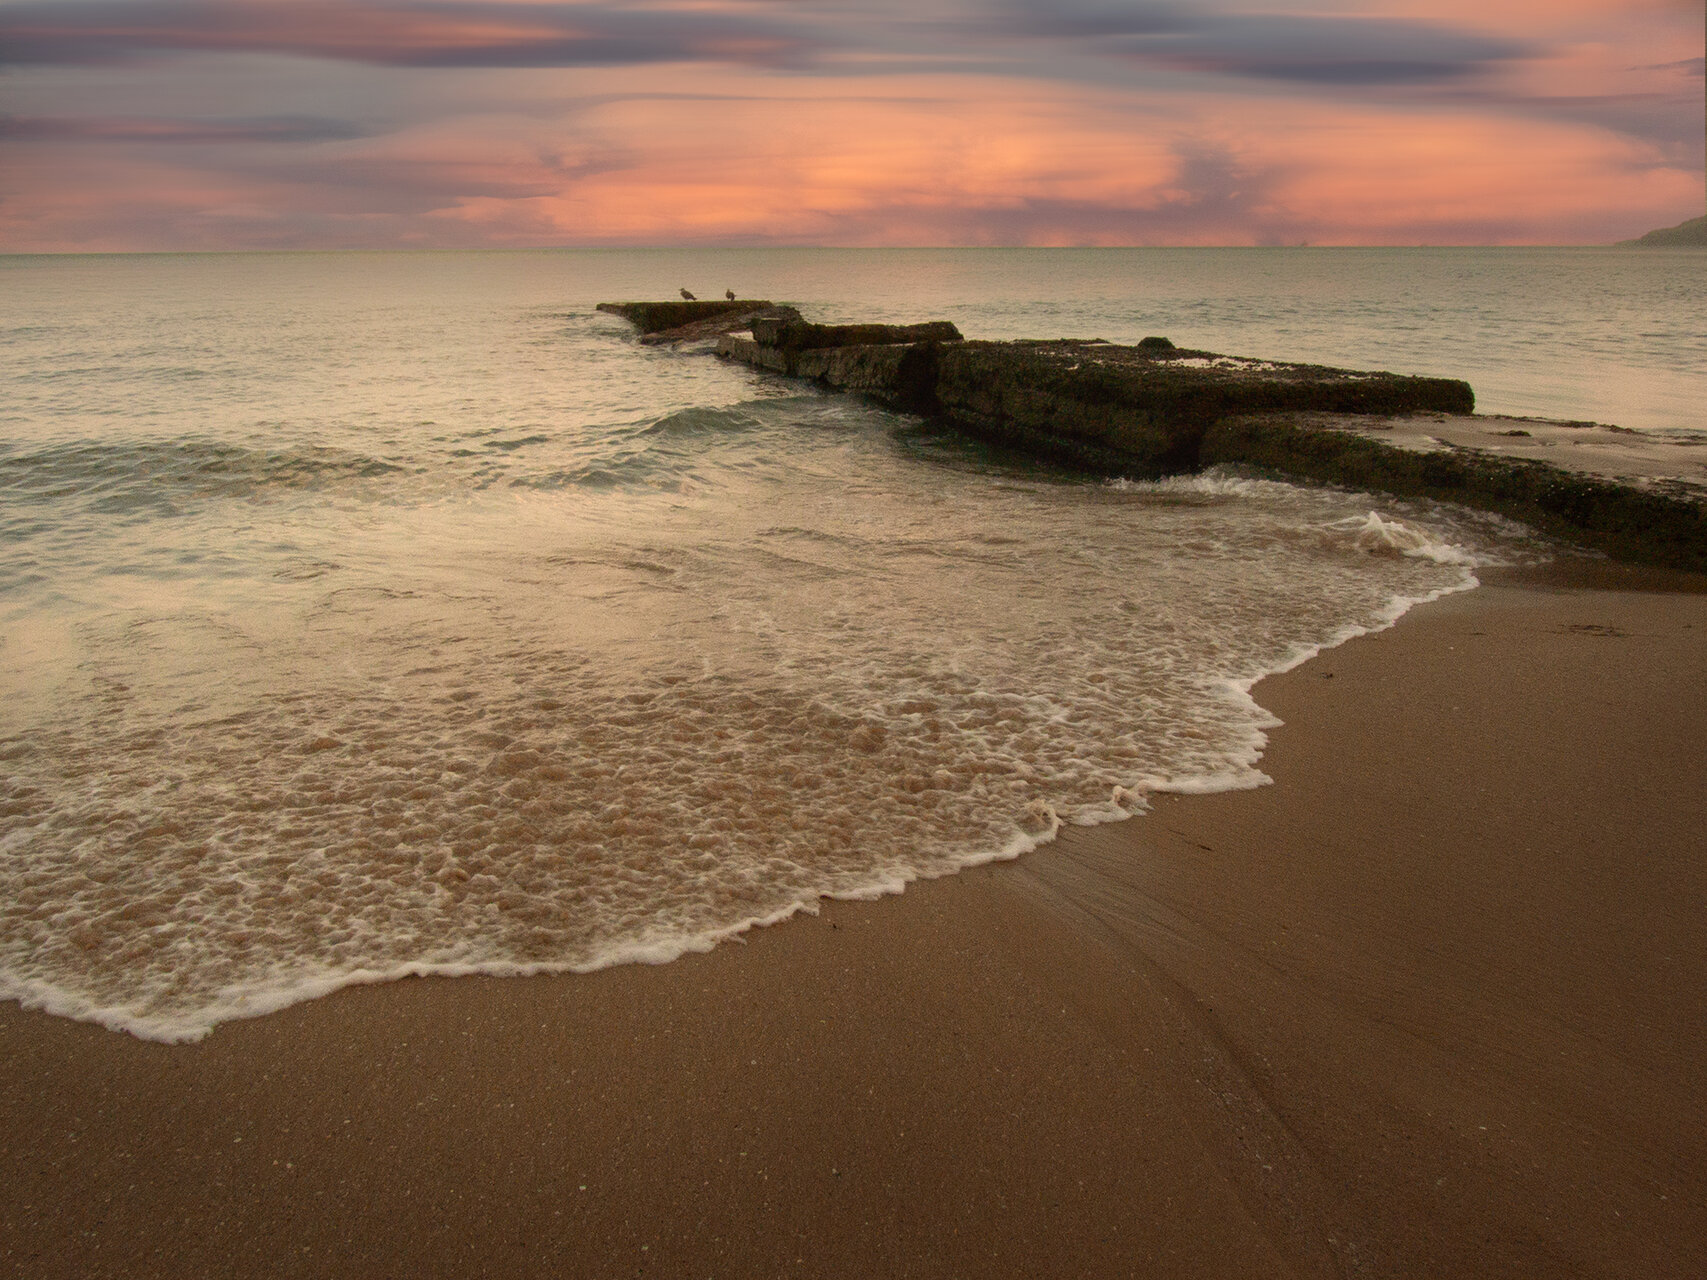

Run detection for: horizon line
[[5, 241, 1694, 257]]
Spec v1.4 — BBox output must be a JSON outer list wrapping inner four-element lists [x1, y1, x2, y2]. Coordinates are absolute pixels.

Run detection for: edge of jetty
[[595, 299, 788, 345], [598, 302, 1707, 571]]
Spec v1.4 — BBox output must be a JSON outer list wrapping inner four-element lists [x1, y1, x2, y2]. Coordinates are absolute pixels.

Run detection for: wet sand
[[4, 561, 1705, 1279]]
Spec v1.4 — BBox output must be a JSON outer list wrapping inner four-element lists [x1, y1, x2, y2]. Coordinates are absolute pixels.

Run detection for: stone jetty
[[598, 302, 1707, 571]]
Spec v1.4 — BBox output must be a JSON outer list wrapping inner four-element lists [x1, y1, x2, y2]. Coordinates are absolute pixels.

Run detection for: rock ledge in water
[[752, 318, 964, 350], [598, 301, 1705, 570]]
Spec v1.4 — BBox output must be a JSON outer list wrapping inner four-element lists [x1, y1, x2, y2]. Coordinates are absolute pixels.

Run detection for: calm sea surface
[[1, 248, 1699, 1040]]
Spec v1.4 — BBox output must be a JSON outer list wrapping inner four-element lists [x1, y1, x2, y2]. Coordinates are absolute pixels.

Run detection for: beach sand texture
[[3, 562, 1704, 1279]]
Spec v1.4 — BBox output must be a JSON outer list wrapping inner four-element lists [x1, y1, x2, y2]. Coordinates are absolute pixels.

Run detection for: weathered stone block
[[753, 319, 964, 350]]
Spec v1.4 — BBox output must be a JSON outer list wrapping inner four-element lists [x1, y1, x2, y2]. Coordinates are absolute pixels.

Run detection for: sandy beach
[[3, 558, 1704, 1279]]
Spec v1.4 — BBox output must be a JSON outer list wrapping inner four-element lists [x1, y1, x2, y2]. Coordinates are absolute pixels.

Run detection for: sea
[[2, 247, 1702, 1042]]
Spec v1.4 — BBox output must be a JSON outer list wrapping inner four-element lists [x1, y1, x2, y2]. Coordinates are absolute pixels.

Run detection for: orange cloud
[[1242, 104, 1702, 241], [416, 82, 1190, 246], [4, 68, 1696, 250], [0, 1, 1698, 249]]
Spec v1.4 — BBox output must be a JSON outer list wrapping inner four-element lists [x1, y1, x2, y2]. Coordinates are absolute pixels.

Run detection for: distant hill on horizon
[[1619, 214, 1707, 246]]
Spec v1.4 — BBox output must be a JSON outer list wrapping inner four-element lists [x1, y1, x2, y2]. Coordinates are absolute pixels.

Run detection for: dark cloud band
[[1113, 14, 1530, 86], [2, 1, 1533, 86], [0, 114, 366, 143], [0, 1, 820, 69]]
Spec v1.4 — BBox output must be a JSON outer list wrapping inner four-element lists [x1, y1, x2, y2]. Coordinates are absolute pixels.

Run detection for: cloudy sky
[[1, 0, 1701, 249]]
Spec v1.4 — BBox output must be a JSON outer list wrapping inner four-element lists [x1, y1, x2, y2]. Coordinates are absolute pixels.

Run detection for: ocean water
[[0, 248, 1698, 1041]]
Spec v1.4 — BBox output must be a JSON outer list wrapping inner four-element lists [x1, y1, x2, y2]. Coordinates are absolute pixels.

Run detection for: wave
[[509, 403, 798, 492], [637, 404, 771, 440], [0, 438, 408, 517], [1326, 512, 1479, 565], [0, 271, 1560, 1044]]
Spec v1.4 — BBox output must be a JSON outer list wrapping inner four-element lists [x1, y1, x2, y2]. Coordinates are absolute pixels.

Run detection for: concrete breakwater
[[598, 302, 1706, 571]]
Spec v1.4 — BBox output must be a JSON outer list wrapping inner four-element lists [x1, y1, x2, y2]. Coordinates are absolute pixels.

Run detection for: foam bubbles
[[1330, 512, 1479, 565], [1, 373, 1539, 1041]]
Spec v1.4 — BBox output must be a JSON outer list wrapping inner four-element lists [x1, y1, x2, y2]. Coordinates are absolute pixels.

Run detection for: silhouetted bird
[[725, 289, 736, 301], [680, 288, 696, 301]]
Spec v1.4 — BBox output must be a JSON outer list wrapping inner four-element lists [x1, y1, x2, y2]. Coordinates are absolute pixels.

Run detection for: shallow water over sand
[[2, 248, 1660, 1038]]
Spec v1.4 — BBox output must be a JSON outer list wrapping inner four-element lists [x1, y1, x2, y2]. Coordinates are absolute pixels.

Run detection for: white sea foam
[[1330, 511, 1480, 565], [0, 452, 1508, 1041], [1167, 356, 1289, 372], [0, 260, 1549, 1042]]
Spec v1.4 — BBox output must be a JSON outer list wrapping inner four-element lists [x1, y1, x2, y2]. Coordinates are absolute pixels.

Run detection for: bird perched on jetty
[[725, 289, 736, 301], [680, 288, 696, 300]]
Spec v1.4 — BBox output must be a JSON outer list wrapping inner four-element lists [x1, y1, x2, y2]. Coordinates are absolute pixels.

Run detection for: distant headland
[[1619, 214, 1707, 246]]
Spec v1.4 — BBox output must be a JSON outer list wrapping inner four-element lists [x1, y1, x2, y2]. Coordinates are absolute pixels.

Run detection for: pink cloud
[[0, 1, 1699, 249]]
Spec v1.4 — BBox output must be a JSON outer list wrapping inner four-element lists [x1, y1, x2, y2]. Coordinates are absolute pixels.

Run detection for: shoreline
[[3, 542, 1481, 1051], [4, 559, 1705, 1277]]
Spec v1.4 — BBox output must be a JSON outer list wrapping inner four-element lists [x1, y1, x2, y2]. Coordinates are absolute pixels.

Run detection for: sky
[[1, 0, 1702, 250]]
